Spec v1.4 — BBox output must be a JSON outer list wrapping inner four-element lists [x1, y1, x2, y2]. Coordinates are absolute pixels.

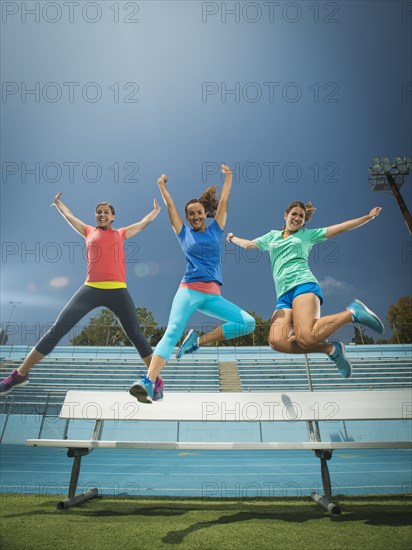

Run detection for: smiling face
[[95, 204, 115, 228], [284, 206, 306, 233], [185, 201, 207, 232]]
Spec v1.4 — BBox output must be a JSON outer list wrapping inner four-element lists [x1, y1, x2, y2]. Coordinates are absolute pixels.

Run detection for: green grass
[[1, 494, 411, 549]]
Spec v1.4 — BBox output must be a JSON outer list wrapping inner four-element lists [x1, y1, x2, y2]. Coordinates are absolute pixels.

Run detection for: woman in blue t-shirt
[[226, 201, 384, 379], [129, 164, 255, 403]]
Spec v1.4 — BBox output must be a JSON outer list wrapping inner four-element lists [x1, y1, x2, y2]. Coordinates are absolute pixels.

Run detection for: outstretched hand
[[369, 207, 382, 219], [153, 198, 161, 212], [157, 174, 168, 186], [221, 163, 231, 174], [50, 192, 62, 207], [226, 232, 234, 242]]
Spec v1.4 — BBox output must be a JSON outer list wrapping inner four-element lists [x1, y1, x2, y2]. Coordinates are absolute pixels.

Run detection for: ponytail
[[185, 186, 219, 218], [303, 201, 316, 222]]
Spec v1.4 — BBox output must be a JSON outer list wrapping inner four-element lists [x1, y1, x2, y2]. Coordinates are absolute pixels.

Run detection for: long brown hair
[[185, 186, 219, 218]]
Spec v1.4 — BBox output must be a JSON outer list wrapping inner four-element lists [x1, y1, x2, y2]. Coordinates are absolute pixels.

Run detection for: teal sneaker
[[328, 342, 352, 379], [128, 376, 154, 404], [176, 329, 199, 360], [347, 299, 384, 334], [0, 370, 29, 395]]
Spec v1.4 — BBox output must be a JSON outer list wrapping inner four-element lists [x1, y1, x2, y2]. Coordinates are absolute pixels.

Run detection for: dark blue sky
[[1, 0, 411, 345]]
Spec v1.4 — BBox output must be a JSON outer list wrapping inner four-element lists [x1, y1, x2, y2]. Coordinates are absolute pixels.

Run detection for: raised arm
[[325, 207, 382, 239], [51, 192, 87, 236], [226, 233, 259, 249], [215, 164, 233, 230], [157, 174, 183, 233], [124, 199, 161, 239]]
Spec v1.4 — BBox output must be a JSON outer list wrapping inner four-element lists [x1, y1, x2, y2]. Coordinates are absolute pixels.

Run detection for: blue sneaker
[[128, 376, 154, 404], [0, 369, 29, 395], [328, 342, 352, 379], [347, 299, 384, 334], [176, 329, 199, 360]]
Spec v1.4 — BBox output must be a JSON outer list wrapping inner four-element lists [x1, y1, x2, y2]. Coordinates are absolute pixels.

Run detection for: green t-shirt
[[254, 227, 327, 298]]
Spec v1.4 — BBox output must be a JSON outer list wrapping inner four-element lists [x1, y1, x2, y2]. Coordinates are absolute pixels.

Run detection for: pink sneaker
[[153, 376, 164, 401], [0, 369, 29, 395]]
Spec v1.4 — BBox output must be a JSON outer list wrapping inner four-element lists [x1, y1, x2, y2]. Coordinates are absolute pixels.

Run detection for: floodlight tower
[[369, 156, 412, 235]]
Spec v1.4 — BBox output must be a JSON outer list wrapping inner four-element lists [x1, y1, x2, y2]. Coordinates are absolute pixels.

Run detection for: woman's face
[[284, 206, 305, 233], [95, 205, 115, 228], [186, 202, 206, 231]]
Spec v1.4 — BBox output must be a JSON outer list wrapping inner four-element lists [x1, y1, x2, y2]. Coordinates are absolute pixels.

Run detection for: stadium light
[[369, 156, 412, 234]]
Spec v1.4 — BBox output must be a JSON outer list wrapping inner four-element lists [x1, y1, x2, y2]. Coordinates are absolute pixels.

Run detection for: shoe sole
[[176, 329, 195, 360], [350, 300, 384, 334], [0, 380, 29, 395], [128, 385, 152, 404]]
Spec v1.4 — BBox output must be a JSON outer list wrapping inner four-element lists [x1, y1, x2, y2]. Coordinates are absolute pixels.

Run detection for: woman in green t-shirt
[[227, 201, 384, 379]]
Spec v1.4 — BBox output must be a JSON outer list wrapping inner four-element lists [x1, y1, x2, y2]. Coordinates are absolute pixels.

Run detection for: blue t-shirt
[[176, 220, 223, 285]]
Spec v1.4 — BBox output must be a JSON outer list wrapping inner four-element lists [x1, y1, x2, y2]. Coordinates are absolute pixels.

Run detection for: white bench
[[27, 389, 412, 513]]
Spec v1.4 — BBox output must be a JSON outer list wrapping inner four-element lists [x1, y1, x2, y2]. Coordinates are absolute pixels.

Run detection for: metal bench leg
[[57, 448, 99, 510], [311, 450, 341, 515]]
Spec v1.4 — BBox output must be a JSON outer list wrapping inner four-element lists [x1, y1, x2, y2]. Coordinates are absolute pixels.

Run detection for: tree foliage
[[71, 307, 165, 347], [352, 325, 375, 345], [387, 295, 412, 344], [68, 296, 412, 348]]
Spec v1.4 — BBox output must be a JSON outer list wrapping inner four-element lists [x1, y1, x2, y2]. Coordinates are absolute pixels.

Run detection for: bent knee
[[243, 315, 256, 335], [295, 335, 317, 349], [268, 336, 284, 352]]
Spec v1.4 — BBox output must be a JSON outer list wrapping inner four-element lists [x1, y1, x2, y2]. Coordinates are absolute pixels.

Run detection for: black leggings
[[35, 285, 153, 358]]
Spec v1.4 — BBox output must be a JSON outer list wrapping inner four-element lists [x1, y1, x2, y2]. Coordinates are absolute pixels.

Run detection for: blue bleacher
[[0, 343, 410, 425]]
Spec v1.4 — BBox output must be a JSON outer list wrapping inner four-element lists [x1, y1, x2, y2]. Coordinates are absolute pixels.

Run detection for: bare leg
[[199, 325, 224, 346], [147, 354, 167, 381], [18, 349, 45, 376], [269, 309, 333, 355], [291, 293, 352, 349], [142, 354, 152, 368]]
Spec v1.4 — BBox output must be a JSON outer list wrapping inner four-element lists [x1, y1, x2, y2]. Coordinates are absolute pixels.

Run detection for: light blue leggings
[[154, 288, 256, 361]]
